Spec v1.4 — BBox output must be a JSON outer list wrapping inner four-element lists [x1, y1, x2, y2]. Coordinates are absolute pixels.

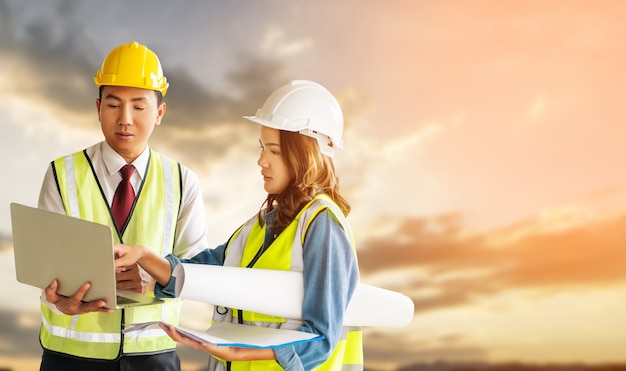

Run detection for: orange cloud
[[357, 209, 626, 313]]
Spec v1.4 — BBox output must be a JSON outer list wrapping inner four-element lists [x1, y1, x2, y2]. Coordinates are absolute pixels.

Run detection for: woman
[[115, 80, 362, 370]]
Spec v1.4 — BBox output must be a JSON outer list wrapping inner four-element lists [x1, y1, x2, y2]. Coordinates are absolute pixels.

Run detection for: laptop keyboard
[[117, 295, 139, 305]]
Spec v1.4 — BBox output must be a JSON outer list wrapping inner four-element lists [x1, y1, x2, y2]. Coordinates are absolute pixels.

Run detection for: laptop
[[10, 202, 163, 309]]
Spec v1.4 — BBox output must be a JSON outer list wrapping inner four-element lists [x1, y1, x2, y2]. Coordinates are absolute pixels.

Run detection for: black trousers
[[40, 349, 181, 371]]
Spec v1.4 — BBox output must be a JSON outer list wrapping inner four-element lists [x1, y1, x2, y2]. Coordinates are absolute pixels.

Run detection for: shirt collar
[[102, 141, 150, 179]]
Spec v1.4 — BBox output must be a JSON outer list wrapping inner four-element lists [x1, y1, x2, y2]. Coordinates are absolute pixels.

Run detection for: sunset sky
[[2, 1, 626, 370]]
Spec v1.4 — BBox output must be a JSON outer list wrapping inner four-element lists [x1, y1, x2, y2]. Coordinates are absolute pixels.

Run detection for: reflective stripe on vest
[[40, 149, 182, 359], [215, 194, 363, 371]]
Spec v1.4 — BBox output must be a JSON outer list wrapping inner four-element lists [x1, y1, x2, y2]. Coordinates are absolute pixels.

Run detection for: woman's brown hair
[[260, 130, 350, 234]]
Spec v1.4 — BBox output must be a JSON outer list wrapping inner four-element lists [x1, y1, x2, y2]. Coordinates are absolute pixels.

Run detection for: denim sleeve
[[274, 210, 359, 370], [154, 243, 227, 298]]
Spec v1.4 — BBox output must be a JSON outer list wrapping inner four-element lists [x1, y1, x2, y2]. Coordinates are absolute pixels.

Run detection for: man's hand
[[44, 279, 114, 315], [116, 263, 156, 294]]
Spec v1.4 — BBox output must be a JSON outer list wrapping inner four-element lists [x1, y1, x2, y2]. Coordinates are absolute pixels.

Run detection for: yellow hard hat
[[93, 41, 169, 97]]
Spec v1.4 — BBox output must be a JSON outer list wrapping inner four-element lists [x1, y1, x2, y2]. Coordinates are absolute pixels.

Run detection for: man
[[37, 41, 209, 370]]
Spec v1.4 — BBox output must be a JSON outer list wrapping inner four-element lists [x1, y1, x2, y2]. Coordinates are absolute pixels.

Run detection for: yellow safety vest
[[39, 149, 183, 359], [210, 194, 363, 371]]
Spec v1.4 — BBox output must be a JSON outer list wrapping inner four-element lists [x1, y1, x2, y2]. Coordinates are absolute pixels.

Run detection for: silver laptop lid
[[10, 202, 118, 305]]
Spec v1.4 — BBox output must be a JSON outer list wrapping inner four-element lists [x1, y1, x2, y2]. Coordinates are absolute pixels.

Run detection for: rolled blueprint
[[173, 264, 414, 327]]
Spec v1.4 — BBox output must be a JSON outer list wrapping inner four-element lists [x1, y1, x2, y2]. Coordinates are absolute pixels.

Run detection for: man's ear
[[156, 102, 167, 126], [95, 98, 101, 121]]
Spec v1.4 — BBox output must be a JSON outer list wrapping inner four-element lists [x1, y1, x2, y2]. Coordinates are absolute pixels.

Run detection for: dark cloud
[[357, 210, 626, 314], [0, 1, 12, 46], [2, 2, 109, 116], [161, 51, 291, 129], [150, 54, 293, 168], [1, 1, 300, 171]]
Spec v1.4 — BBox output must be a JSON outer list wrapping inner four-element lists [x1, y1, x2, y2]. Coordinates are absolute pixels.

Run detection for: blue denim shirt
[[155, 209, 360, 370]]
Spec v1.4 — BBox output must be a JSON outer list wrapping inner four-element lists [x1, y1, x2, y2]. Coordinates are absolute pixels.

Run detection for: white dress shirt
[[38, 141, 209, 259]]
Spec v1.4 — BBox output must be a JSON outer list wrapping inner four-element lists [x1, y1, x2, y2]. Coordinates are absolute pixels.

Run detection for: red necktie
[[112, 165, 135, 229]]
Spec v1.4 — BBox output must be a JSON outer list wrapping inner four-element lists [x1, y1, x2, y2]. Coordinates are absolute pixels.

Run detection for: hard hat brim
[[242, 114, 310, 133]]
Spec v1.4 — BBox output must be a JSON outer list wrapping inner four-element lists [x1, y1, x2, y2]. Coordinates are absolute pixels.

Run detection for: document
[[123, 321, 323, 349]]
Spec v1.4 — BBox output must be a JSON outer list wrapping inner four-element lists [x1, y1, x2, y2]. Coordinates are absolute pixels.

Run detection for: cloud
[[356, 195, 626, 314], [364, 328, 489, 367], [149, 53, 294, 168], [376, 122, 443, 162], [0, 310, 40, 357], [0, 234, 11, 252], [0, 2, 303, 171], [0, 1, 12, 46], [259, 25, 313, 57]]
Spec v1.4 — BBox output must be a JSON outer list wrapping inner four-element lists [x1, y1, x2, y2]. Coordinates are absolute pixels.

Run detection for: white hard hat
[[243, 80, 344, 157]]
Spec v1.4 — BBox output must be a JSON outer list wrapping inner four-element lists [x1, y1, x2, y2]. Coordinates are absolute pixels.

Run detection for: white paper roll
[[173, 264, 414, 327]]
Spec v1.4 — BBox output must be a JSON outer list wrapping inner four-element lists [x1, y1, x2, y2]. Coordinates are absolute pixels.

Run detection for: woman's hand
[[159, 323, 276, 362], [114, 243, 173, 287], [114, 243, 145, 271]]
